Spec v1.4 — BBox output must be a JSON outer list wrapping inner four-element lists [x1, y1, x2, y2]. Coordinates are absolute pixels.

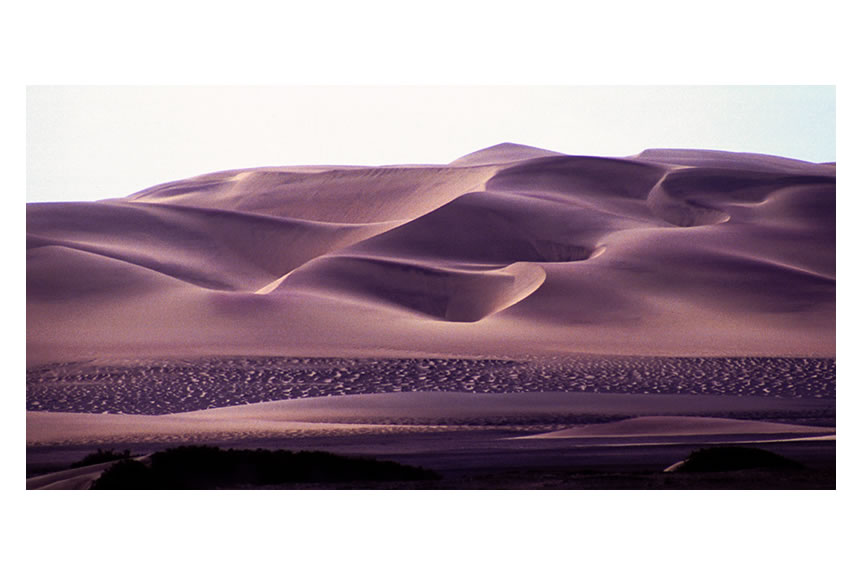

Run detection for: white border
[[6, 1, 854, 578]]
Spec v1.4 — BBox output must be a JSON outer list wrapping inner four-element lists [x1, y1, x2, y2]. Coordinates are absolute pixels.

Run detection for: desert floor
[[26, 356, 835, 489]]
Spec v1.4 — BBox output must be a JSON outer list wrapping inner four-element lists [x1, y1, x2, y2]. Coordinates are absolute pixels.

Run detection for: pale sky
[[26, 85, 835, 203]]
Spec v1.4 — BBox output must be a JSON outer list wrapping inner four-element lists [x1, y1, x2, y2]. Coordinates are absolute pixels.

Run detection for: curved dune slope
[[27, 144, 835, 363], [26, 391, 836, 446], [281, 256, 547, 322], [633, 148, 837, 175], [126, 164, 497, 223], [27, 200, 396, 293], [448, 142, 565, 166], [521, 415, 835, 439]]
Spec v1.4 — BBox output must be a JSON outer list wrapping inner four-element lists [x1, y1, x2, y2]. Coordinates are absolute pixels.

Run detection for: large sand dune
[[27, 144, 835, 364]]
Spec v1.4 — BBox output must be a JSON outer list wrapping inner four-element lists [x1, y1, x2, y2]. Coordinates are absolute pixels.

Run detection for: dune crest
[[448, 142, 565, 166], [276, 256, 547, 322], [27, 144, 835, 363], [646, 176, 732, 227], [126, 165, 498, 223]]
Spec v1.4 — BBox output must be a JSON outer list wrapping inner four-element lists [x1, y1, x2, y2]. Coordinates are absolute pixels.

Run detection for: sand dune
[[27, 143, 835, 364], [279, 256, 547, 322], [26, 408, 415, 446], [126, 165, 497, 223], [26, 390, 835, 446], [27, 200, 396, 293], [449, 142, 565, 166], [632, 148, 837, 174], [519, 415, 835, 439]]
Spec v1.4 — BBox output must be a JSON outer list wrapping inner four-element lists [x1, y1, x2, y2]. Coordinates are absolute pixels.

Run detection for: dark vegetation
[[90, 445, 440, 489], [673, 446, 805, 473], [70, 448, 131, 468]]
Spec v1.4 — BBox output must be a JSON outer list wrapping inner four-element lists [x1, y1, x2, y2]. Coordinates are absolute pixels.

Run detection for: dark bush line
[[70, 448, 131, 468], [91, 445, 440, 489], [674, 446, 805, 473]]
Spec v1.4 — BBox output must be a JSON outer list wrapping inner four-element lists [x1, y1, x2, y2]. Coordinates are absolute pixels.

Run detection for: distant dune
[[518, 415, 835, 439], [26, 390, 836, 446], [27, 144, 835, 364]]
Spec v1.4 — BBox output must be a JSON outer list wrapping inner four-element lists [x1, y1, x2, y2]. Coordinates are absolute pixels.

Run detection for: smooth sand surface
[[26, 391, 835, 446], [26, 409, 421, 446], [26, 457, 151, 490], [27, 144, 835, 364], [518, 415, 835, 439]]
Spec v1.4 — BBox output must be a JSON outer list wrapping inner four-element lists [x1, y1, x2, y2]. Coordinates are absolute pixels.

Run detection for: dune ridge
[[519, 415, 835, 439], [27, 144, 835, 364], [26, 390, 835, 446], [126, 164, 498, 223]]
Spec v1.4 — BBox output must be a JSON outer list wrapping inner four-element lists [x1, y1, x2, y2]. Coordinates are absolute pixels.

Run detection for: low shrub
[[70, 448, 131, 468], [90, 459, 154, 489], [674, 446, 805, 473], [90, 445, 440, 489]]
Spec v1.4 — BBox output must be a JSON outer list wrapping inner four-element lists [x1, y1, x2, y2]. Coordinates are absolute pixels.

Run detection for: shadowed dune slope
[[280, 256, 547, 322], [27, 201, 397, 294], [633, 148, 837, 175], [27, 144, 835, 363]]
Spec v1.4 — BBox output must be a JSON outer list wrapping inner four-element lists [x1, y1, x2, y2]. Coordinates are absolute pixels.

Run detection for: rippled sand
[[27, 355, 834, 415]]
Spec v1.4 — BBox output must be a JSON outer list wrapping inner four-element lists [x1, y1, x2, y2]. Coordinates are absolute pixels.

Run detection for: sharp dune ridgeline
[[27, 143, 835, 364]]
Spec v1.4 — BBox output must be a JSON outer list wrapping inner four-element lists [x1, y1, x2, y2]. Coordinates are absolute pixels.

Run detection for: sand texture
[[27, 356, 834, 415], [26, 145, 836, 488], [26, 388, 836, 489], [26, 384, 836, 446], [27, 144, 835, 364]]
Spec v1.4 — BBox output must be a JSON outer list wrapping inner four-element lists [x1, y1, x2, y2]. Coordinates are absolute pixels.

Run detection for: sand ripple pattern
[[27, 356, 835, 415]]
